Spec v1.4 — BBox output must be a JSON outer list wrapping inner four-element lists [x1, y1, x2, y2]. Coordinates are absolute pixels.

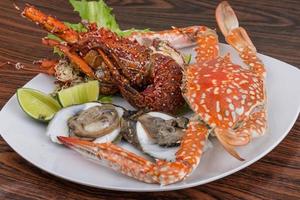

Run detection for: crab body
[[186, 56, 265, 129], [185, 54, 266, 159]]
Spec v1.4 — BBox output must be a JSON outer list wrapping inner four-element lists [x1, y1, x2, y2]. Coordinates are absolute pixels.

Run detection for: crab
[[56, 1, 267, 185]]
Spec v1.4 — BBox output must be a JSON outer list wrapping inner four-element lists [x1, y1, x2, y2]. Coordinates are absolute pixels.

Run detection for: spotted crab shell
[[184, 56, 265, 128]]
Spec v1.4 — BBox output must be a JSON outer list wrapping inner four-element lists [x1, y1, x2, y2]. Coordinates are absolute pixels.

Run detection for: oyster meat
[[68, 104, 120, 140], [138, 113, 188, 147]]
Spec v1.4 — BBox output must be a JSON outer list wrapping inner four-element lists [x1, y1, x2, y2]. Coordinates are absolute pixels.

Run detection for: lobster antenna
[[12, 0, 21, 11], [0, 61, 11, 68]]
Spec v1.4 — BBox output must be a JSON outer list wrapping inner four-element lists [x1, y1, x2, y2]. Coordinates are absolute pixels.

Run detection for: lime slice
[[58, 81, 99, 107], [17, 88, 62, 122]]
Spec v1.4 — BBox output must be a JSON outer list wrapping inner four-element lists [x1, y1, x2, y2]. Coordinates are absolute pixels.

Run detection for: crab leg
[[214, 109, 267, 161], [194, 27, 219, 63], [128, 26, 219, 64], [216, 1, 266, 77], [207, 1, 267, 160], [22, 5, 79, 44], [58, 118, 209, 185], [234, 109, 267, 140], [128, 26, 204, 49]]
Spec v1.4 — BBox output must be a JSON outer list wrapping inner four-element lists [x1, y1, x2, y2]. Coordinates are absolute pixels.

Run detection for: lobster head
[[77, 28, 153, 88]]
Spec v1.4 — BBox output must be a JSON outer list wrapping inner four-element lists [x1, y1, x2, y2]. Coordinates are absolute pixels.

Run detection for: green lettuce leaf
[[98, 95, 113, 103], [183, 54, 192, 64], [69, 0, 149, 36], [64, 22, 87, 32], [69, 0, 120, 32], [48, 0, 149, 56]]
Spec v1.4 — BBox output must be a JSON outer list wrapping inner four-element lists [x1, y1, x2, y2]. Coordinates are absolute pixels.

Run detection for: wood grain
[[0, 0, 299, 199]]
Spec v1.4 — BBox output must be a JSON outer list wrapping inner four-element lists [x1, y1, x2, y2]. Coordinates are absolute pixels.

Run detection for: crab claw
[[216, 1, 256, 53], [58, 136, 100, 160], [57, 117, 209, 185], [57, 136, 160, 184]]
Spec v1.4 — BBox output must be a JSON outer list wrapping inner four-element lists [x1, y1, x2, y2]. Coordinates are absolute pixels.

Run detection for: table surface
[[0, 0, 299, 199]]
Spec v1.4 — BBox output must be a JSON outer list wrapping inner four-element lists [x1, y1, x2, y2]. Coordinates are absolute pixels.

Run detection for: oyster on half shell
[[68, 104, 120, 140], [46, 102, 124, 144], [122, 111, 212, 161]]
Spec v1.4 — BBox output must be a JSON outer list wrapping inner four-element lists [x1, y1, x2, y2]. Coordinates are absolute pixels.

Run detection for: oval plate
[[1, 44, 300, 192]]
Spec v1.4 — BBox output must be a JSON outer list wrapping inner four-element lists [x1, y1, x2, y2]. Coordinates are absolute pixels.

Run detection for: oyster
[[68, 104, 119, 140], [136, 112, 188, 161], [138, 113, 188, 147], [121, 111, 212, 161], [46, 102, 124, 144]]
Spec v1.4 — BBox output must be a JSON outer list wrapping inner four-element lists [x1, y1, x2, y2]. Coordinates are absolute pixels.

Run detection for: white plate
[[1, 44, 300, 192]]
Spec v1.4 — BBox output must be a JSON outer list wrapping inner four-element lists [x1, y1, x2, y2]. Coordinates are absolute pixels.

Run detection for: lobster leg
[[97, 49, 184, 113], [58, 117, 209, 185], [42, 38, 95, 78], [35, 59, 58, 75], [97, 49, 148, 108], [22, 5, 79, 44], [216, 1, 266, 77]]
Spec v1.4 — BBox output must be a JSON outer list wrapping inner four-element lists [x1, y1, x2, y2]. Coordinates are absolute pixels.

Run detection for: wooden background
[[0, 0, 299, 199]]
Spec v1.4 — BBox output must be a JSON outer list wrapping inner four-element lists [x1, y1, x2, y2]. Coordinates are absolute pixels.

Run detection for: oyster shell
[[46, 102, 124, 144], [136, 112, 186, 161]]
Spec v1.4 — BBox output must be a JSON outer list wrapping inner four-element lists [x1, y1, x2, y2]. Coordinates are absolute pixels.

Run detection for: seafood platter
[[0, 0, 300, 191]]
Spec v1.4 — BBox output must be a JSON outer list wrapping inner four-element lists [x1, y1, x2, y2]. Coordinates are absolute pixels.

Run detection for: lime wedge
[[17, 88, 62, 122], [58, 81, 99, 107]]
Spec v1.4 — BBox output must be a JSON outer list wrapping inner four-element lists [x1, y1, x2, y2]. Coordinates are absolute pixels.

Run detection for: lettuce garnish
[[69, 0, 121, 32], [69, 0, 149, 36]]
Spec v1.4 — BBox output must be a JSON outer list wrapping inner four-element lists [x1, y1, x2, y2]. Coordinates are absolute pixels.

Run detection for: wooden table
[[0, 0, 299, 199]]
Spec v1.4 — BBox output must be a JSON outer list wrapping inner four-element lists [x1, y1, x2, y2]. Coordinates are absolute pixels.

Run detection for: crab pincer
[[58, 117, 208, 185]]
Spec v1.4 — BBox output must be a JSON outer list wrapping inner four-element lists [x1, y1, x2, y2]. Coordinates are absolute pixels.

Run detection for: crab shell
[[184, 55, 265, 129]]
